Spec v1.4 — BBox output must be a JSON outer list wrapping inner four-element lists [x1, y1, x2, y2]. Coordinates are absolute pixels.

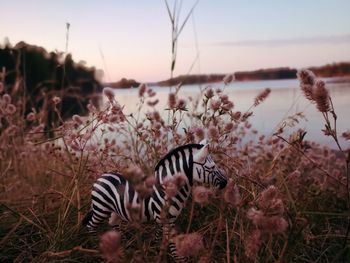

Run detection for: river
[[108, 78, 350, 149]]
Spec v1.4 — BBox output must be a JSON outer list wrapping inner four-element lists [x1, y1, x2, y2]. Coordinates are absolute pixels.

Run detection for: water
[[109, 78, 350, 149]]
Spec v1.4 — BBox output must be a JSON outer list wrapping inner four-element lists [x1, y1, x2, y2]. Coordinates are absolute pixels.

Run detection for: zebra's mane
[[154, 143, 204, 170]]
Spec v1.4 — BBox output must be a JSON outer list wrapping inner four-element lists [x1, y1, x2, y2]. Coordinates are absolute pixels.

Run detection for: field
[[0, 70, 349, 262]]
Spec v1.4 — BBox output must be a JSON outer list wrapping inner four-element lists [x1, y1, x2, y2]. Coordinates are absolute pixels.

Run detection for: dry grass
[[0, 70, 349, 262]]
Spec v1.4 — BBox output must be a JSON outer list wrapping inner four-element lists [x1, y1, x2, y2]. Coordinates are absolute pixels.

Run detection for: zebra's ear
[[199, 138, 208, 145], [194, 144, 209, 163]]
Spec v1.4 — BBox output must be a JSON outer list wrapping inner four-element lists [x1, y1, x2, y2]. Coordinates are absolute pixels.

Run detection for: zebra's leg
[[86, 204, 112, 233], [161, 223, 188, 263], [154, 224, 163, 244], [108, 212, 128, 240]]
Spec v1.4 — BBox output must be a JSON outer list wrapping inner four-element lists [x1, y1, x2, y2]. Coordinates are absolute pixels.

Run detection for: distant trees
[[0, 41, 103, 135]]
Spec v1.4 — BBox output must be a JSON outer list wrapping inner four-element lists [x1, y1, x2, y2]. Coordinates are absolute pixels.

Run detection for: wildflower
[[87, 103, 97, 113], [52, 96, 61, 105], [164, 173, 187, 198], [241, 111, 253, 121], [0, 82, 4, 93], [147, 88, 156, 97], [174, 232, 204, 258], [168, 93, 177, 109], [2, 94, 11, 104], [72, 114, 83, 125], [224, 181, 241, 207], [247, 208, 264, 225], [205, 87, 214, 98], [254, 88, 271, 106], [224, 122, 234, 132], [6, 104, 16, 115], [313, 80, 330, 112], [124, 165, 145, 184], [26, 112, 35, 121], [138, 83, 147, 97], [232, 111, 241, 121], [164, 179, 178, 198], [220, 94, 229, 104], [176, 99, 186, 111], [5, 124, 18, 136], [208, 125, 219, 141], [210, 99, 221, 111], [193, 186, 213, 205], [258, 185, 279, 211], [297, 69, 315, 101], [103, 87, 115, 102], [222, 101, 234, 111], [151, 111, 161, 122], [245, 229, 262, 259], [264, 216, 288, 234], [223, 74, 234, 85], [173, 172, 187, 187], [99, 230, 123, 263], [194, 126, 205, 141], [147, 99, 159, 107]]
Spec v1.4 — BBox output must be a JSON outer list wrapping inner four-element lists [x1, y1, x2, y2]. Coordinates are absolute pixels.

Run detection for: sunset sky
[[2, 0, 350, 82]]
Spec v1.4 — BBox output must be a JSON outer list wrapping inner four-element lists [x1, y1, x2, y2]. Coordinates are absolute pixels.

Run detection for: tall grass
[[0, 66, 349, 262]]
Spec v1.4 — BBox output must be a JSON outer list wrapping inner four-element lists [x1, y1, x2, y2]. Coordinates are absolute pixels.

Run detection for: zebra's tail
[[82, 210, 93, 226]]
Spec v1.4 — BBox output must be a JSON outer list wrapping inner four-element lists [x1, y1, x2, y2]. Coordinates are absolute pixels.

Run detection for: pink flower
[[175, 232, 204, 257], [224, 181, 241, 207], [247, 208, 264, 226], [138, 83, 147, 97], [99, 230, 123, 262], [222, 101, 234, 111], [147, 99, 159, 107], [194, 127, 205, 141], [210, 99, 221, 111], [26, 112, 35, 121], [2, 94, 11, 104], [208, 125, 219, 141], [223, 74, 234, 85], [245, 229, 262, 259], [103, 87, 115, 102], [52, 96, 61, 105], [176, 99, 186, 111], [168, 93, 177, 109], [205, 88, 214, 98], [259, 186, 278, 207], [224, 122, 234, 132], [147, 88, 156, 97], [72, 114, 83, 125], [6, 104, 16, 115], [0, 82, 4, 93], [193, 186, 213, 205]]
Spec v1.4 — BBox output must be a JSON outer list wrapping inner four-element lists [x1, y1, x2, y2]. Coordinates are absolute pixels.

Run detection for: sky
[[1, 0, 350, 82]]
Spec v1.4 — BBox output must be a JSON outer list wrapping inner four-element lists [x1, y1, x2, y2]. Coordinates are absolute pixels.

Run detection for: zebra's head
[[192, 143, 227, 189]]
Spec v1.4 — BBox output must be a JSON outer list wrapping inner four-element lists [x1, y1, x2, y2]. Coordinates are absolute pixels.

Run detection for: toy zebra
[[83, 141, 228, 261]]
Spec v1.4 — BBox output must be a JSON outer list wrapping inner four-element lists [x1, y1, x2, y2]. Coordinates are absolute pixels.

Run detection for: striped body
[[85, 143, 228, 254]]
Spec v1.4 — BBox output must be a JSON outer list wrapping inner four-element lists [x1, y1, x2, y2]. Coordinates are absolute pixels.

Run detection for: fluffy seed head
[[99, 230, 123, 263], [52, 96, 61, 105], [175, 232, 204, 257], [103, 87, 115, 102], [193, 186, 213, 205], [138, 83, 147, 97], [297, 69, 316, 101], [254, 88, 271, 107], [313, 80, 330, 112]]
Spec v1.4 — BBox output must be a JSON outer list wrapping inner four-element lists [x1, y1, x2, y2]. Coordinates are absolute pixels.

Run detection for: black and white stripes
[[84, 142, 227, 259]]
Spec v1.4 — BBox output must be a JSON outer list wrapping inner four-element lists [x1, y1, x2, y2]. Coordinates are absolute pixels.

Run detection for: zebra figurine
[[83, 141, 228, 260]]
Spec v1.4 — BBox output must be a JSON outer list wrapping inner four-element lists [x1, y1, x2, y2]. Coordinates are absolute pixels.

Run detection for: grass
[[0, 69, 349, 262]]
